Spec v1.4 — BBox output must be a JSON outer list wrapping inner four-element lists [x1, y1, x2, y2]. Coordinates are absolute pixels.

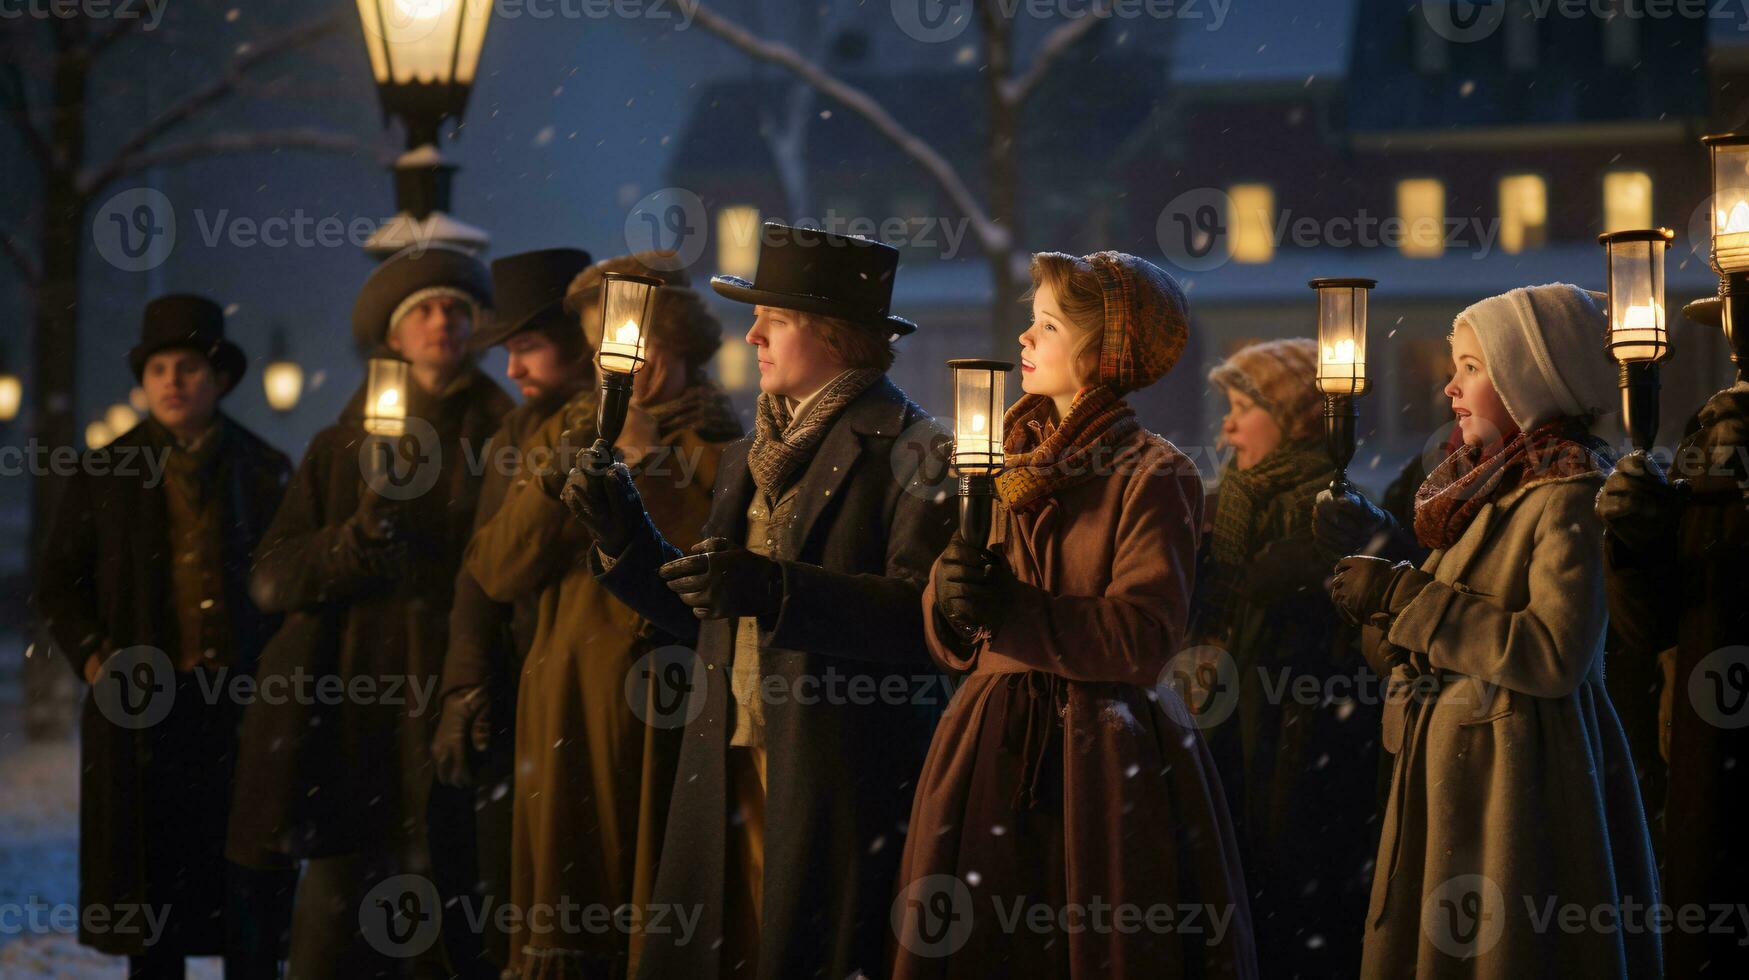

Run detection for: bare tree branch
[[688, 2, 1009, 255], [0, 60, 54, 172], [95, 12, 348, 190], [80, 128, 372, 194], [1001, 0, 1113, 106], [0, 229, 40, 284]]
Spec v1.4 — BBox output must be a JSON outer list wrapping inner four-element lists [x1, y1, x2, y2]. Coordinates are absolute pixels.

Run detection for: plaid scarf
[[994, 385, 1141, 512], [746, 369, 884, 495], [643, 380, 744, 444], [1414, 417, 1613, 551], [1199, 443, 1332, 632]]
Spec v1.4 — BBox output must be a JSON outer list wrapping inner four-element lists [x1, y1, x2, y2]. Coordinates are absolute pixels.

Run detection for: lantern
[[947, 359, 1013, 548], [1309, 277, 1376, 495], [364, 356, 410, 437], [104, 403, 138, 436], [592, 272, 662, 453], [263, 328, 304, 413], [1600, 228, 1674, 452], [0, 344, 19, 423], [1703, 131, 1749, 382]]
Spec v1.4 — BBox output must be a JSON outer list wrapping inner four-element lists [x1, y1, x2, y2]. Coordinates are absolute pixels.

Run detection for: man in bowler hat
[[34, 295, 295, 978], [565, 223, 955, 980]]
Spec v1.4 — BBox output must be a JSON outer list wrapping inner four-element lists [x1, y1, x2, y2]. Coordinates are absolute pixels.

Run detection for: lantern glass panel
[[356, 0, 491, 87], [1606, 238, 1668, 363], [1715, 142, 1749, 238], [365, 357, 410, 436], [1316, 287, 1368, 395], [598, 275, 656, 376], [953, 366, 1005, 476], [0, 374, 21, 422]]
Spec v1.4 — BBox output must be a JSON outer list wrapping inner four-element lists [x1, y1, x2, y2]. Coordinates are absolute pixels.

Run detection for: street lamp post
[[355, 0, 494, 257], [1600, 229, 1674, 452], [1310, 277, 1375, 496]]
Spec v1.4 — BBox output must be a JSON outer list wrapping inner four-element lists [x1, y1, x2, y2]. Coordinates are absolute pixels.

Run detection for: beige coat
[[1361, 473, 1660, 979]]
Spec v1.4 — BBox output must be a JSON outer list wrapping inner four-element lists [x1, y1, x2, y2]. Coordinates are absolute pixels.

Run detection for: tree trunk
[[978, 1, 1023, 352]]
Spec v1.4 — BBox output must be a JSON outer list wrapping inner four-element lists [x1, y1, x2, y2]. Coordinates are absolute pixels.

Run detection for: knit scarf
[[1199, 443, 1332, 632], [746, 368, 884, 495], [993, 385, 1141, 512], [1413, 417, 1613, 551], [642, 379, 744, 444]]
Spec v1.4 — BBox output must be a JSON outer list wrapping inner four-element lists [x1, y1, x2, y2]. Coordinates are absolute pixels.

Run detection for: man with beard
[[227, 244, 512, 979], [430, 246, 595, 977]]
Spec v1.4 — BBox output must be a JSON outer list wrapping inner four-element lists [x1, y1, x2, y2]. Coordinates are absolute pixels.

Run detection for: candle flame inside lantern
[[971, 412, 986, 434], [375, 388, 401, 414], [1622, 303, 1659, 331], [1720, 200, 1749, 234], [1323, 338, 1357, 365], [615, 320, 641, 345], [394, 0, 454, 20]]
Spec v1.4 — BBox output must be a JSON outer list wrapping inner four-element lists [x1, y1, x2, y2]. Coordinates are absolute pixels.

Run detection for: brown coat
[[1363, 474, 1660, 979], [467, 403, 728, 978], [895, 429, 1257, 980]]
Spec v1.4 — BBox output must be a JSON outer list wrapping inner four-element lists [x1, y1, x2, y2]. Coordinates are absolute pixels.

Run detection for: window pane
[[1227, 183, 1275, 264], [1499, 174, 1548, 254], [1603, 171, 1653, 232], [1397, 179, 1446, 258]]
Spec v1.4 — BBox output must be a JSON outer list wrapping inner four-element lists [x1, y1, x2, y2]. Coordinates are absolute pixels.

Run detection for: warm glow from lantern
[[1312, 279, 1372, 396], [949, 360, 1011, 477], [105, 403, 138, 436], [0, 374, 20, 422], [364, 357, 410, 436], [597, 273, 660, 377], [85, 420, 115, 450], [1603, 230, 1672, 365], [264, 360, 304, 413], [356, 0, 491, 89]]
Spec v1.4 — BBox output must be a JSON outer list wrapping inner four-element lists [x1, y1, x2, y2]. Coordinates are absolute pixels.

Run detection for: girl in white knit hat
[[1328, 283, 1660, 979]]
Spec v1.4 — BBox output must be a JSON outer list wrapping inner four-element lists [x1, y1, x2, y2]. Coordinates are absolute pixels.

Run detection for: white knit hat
[[1454, 283, 1616, 432]]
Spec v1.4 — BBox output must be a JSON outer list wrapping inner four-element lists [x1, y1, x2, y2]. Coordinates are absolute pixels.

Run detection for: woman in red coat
[[890, 251, 1257, 979]]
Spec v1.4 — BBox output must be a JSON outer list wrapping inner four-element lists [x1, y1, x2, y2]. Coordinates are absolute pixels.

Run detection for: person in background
[[891, 251, 1256, 979], [35, 295, 294, 979], [1330, 284, 1659, 979], [227, 245, 512, 979], [1193, 337, 1379, 976]]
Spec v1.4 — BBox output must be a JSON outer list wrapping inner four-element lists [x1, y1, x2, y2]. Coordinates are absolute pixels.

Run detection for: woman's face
[[1220, 387, 1283, 471], [1444, 320, 1517, 450], [1018, 281, 1095, 404]]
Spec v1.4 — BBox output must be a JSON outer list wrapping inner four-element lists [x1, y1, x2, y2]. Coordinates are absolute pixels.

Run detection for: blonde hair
[[1208, 338, 1322, 445], [1024, 252, 1106, 387]]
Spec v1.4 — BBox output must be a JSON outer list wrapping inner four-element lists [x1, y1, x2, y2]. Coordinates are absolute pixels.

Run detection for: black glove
[[931, 533, 1016, 640], [352, 486, 412, 542], [658, 537, 784, 621], [561, 440, 647, 558], [1314, 488, 1396, 559], [431, 687, 491, 789], [1596, 451, 1686, 558], [1329, 556, 1433, 628]]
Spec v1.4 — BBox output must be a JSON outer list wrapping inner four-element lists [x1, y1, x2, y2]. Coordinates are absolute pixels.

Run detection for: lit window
[[1498, 174, 1548, 253], [716, 206, 760, 278], [717, 342, 754, 392], [1604, 171, 1653, 232], [1397, 178, 1446, 258], [1227, 183, 1275, 264]]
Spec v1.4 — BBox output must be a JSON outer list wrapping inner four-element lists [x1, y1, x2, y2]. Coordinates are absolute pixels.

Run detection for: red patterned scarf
[[993, 385, 1141, 512], [1413, 417, 1613, 551]]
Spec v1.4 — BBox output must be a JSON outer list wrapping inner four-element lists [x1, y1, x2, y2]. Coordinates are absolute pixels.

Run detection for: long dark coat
[[594, 377, 957, 980], [227, 368, 511, 864], [1603, 409, 1749, 978], [33, 416, 291, 956]]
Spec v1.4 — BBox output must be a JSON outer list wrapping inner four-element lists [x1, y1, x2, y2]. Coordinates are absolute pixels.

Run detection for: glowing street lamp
[[592, 272, 660, 451], [947, 359, 1013, 548], [263, 328, 305, 413], [1310, 277, 1376, 495], [364, 356, 410, 436], [1600, 229, 1674, 451], [1703, 131, 1749, 382], [0, 344, 20, 423]]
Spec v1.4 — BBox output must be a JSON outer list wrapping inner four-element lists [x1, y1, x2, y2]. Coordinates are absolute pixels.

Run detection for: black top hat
[[710, 222, 917, 337], [128, 294, 247, 395], [472, 247, 595, 351], [352, 244, 494, 352]]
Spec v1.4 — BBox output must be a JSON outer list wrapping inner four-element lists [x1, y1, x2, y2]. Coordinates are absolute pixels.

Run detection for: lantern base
[[598, 371, 634, 448], [1323, 393, 1359, 496], [958, 474, 996, 550], [1618, 360, 1662, 454]]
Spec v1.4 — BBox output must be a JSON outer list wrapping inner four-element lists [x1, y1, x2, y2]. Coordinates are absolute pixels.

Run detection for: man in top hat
[[35, 294, 294, 978], [226, 244, 513, 979], [564, 223, 955, 980], [428, 245, 594, 976]]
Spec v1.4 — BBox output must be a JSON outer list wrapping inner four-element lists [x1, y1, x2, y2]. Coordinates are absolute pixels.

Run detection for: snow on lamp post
[[947, 359, 1012, 549], [1600, 228, 1673, 452], [263, 327, 305, 414], [364, 355, 410, 437], [1310, 277, 1375, 496], [1704, 131, 1749, 383], [592, 272, 659, 454], [356, 0, 493, 257]]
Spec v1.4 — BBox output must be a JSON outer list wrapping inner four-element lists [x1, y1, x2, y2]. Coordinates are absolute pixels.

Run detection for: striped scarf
[[746, 369, 884, 495], [994, 385, 1141, 512], [642, 380, 744, 444], [1200, 443, 1332, 633], [1414, 417, 1612, 551]]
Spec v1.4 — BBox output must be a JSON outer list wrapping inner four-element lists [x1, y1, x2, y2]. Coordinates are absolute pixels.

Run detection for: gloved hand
[[931, 533, 1016, 640], [561, 440, 647, 559], [352, 486, 412, 542], [1695, 387, 1749, 481], [1314, 488, 1396, 558], [1596, 451, 1686, 558], [659, 537, 784, 621], [431, 687, 491, 789], [1329, 556, 1434, 628]]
